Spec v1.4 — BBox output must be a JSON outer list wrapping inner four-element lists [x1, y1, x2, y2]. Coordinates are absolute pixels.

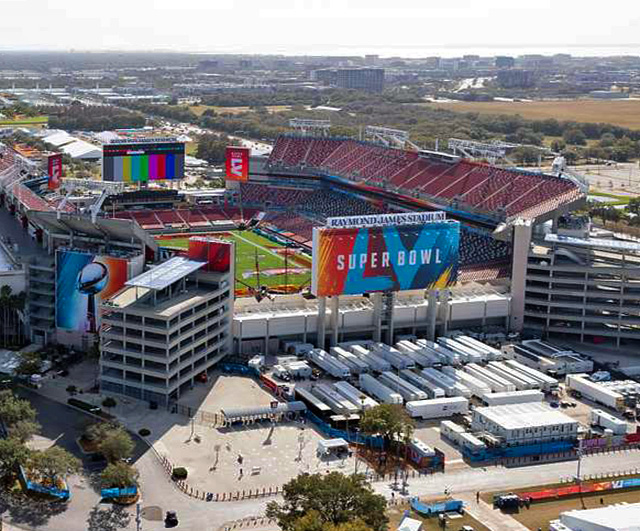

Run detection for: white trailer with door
[[441, 367, 492, 398], [400, 369, 446, 399], [333, 381, 378, 410], [590, 409, 628, 435], [348, 344, 392, 372], [396, 341, 440, 367], [307, 349, 351, 379], [420, 368, 472, 398], [371, 344, 415, 370], [566, 374, 625, 411], [464, 363, 516, 393], [454, 335, 502, 361], [406, 397, 469, 420], [311, 383, 359, 415], [416, 339, 460, 365], [503, 360, 559, 392], [330, 347, 370, 374], [437, 337, 484, 363], [486, 362, 539, 390], [379, 371, 428, 402], [483, 390, 544, 406]]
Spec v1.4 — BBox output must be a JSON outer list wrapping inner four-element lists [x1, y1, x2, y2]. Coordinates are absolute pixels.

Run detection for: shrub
[[66, 385, 77, 394], [102, 397, 117, 409], [138, 428, 150, 437], [172, 467, 188, 480]]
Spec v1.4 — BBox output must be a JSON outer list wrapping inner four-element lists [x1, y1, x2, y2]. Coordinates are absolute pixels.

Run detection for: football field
[[156, 230, 311, 293]]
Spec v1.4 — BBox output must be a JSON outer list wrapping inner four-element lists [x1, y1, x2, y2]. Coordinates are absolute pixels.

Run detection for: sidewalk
[[457, 493, 529, 531]]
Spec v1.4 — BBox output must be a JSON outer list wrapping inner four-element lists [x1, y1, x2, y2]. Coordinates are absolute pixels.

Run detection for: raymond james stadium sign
[[326, 211, 446, 229]]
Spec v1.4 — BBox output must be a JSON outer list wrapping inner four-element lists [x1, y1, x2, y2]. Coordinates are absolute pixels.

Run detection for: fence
[[410, 497, 464, 516], [101, 486, 137, 500], [521, 476, 640, 501], [304, 410, 384, 450], [18, 465, 70, 501]]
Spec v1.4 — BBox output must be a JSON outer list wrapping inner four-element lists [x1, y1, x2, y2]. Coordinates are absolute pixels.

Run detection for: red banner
[[225, 146, 250, 182], [188, 237, 231, 272], [47, 153, 63, 190]]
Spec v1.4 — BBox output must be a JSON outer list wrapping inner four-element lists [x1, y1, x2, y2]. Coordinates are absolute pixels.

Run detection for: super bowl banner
[[56, 250, 128, 332], [312, 221, 459, 297], [225, 146, 250, 182], [47, 153, 63, 190]]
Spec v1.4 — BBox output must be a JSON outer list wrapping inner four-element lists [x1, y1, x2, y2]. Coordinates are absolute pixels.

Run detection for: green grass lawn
[[156, 231, 311, 292], [0, 115, 48, 126]]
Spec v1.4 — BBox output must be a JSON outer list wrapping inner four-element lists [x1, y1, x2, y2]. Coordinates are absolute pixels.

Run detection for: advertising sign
[[225, 146, 250, 182], [102, 141, 185, 182], [326, 211, 446, 229], [56, 250, 128, 332], [312, 220, 459, 297], [188, 237, 232, 273], [47, 153, 63, 190]]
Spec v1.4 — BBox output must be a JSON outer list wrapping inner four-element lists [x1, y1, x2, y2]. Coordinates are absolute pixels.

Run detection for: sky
[[1, 0, 639, 57]]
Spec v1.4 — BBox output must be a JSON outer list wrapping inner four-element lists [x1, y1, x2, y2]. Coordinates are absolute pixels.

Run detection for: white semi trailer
[[464, 363, 516, 393], [454, 335, 502, 361], [486, 362, 539, 390], [311, 383, 359, 415], [348, 345, 392, 372], [590, 409, 628, 435], [379, 371, 428, 402], [359, 374, 403, 405], [482, 390, 544, 406], [441, 367, 492, 398], [406, 397, 469, 420], [437, 337, 484, 363], [396, 341, 440, 367], [371, 344, 415, 370], [566, 374, 625, 411], [330, 347, 370, 374], [420, 368, 472, 398], [400, 369, 446, 399], [415, 339, 460, 365], [307, 349, 350, 379], [333, 381, 378, 410]]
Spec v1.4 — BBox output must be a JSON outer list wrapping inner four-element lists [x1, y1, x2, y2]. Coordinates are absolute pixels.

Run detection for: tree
[[9, 419, 40, 443], [627, 197, 640, 216], [291, 511, 373, 531], [28, 446, 81, 485], [563, 128, 587, 146], [0, 437, 31, 479], [100, 462, 139, 488], [16, 351, 43, 376], [0, 390, 37, 426], [266, 472, 387, 531], [97, 426, 134, 463], [359, 404, 414, 450]]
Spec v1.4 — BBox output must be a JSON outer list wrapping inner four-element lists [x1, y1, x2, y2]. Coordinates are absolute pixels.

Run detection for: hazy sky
[[1, 0, 639, 56]]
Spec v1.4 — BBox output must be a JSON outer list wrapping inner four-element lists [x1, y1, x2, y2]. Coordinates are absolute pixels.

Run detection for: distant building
[[495, 56, 515, 69], [364, 55, 379, 65], [311, 69, 338, 85], [197, 60, 219, 72], [589, 90, 629, 99], [336, 68, 385, 92], [497, 69, 536, 88]]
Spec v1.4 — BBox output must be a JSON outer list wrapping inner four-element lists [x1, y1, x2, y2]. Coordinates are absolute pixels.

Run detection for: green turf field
[[156, 231, 311, 292]]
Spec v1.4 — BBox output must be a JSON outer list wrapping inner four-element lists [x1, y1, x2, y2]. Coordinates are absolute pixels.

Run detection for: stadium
[[8, 119, 640, 367]]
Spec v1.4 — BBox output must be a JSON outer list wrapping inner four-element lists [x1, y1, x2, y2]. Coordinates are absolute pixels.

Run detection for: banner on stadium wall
[[225, 146, 250, 182], [326, 211, 446, 229], [47, 153, 63, 190], [188, 237, 232, 273], [311, 220, 459, 297], [56, 250, 128, 333]]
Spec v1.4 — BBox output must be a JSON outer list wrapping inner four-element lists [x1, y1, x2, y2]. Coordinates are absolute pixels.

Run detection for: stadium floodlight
[[365, 126, 410, 148], [289, 118, 331, 136]]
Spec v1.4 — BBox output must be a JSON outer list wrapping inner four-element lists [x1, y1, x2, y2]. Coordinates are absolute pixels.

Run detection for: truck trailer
[[405, 397, 469, 420], [359, 374, 403, 405], [454, 335, 502, 361], [437, 337, 484, 363], [395, 341, 440, 367], [333, 381, 378, 410], [420, 368, 472, 398], [347, 345, 392, 372], [400, 369, 446, 399], [441, 367, 492, 399], [464, 363, 516, 393], [330, 347, 370, 374], [307, 349, 351, 379], [566, 374, 625, 411], [486, 361, 539, 390], [379, 371, 428, 402], [415, 339, 460, 365], [311, 383, 359, 415], [590, 409, 628, 435], [371, 344, 415, 370], [503, 360, 559, 392], [482, 390, 544, 406]]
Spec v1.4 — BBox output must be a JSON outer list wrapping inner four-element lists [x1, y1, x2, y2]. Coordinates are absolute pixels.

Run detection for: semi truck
[[400, 369, 446, 399], [330, 347, 370, 374], [590, 409, 628, 435], [441, 367, 492, 398], [415, 339, 460, 365], [566, 374, 625, 411], [454, 335, 502, 361], [420, 368, 472, 398], [437, 337, 484, 363], [359, 374, 403, 405], [405, 397, 469, 420], [333, 381, 378, 410], [482, 390, 544, 406], [379, 371, 428, 402], [347, 344, 392, 372], [311, 383, 359, 415]]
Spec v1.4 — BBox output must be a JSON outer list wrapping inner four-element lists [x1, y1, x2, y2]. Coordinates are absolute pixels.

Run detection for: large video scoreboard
[[102, 140, 185, 183]]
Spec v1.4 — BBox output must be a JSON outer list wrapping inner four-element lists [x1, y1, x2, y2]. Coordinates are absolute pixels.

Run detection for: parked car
[[165, 511, 178, 527]]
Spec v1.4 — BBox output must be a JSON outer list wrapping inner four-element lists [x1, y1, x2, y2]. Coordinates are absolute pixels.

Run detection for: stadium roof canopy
[[545, 233, 640, 253], [126, 256, 205, 291], [41, 130, 74, 148], [59, 140, 101, 160], [28, 211, 158, 252]]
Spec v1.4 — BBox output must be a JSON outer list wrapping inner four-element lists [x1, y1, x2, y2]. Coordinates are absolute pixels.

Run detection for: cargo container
[[359, 374, 403, 405], [486, 362, 539, 390], [370, 344, 415, 370], [400, 370, 446, 399], [415, 339, 460, 365], [441, 367, 492, 398], [503, 360, 559, 392], [395, 341, 440, 367], [437, 337, 484, 363], [330, 347, 370, 374], [513, 342, 593, 375], [590, 409, 628, 435], [454, 335, 502, 361], [440, 420, 466, 444], [333, 381, 378, 410], [566, 374, 625, 411], [379, 371, 428, 402], [283, 342, 315, 356], [464, 363, 516, 393], [307, 349, 351, 379], [407, 437, 437, 468], [420, 368, 472, 398], [406, 397, 469, 420], [482, 390, 544, 406], [311, 383, 360, 415]]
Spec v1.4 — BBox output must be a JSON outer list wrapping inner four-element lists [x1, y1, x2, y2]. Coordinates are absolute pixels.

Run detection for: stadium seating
[[129, 210, 164, 230], [459, 226, 511, 267], [267, 134, 582, 219]]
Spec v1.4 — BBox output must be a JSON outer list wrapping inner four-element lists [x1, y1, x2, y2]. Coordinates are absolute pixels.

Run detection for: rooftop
[[475, 402, 578, 430], [107, 285, 214, 318], [125, 256, 205, 291], [559, 502, 640, 531]]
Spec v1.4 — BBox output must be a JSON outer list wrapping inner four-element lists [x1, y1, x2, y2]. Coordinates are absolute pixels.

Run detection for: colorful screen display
[[311, 221, 459, 297], [225, 146, 250, 182], [47, 153, 62, 190], [56, 250, 128, 332], [188, 237, 232, 273], [102, 142, 185, 182]]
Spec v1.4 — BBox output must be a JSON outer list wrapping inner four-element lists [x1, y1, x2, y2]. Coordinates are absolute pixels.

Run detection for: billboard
[[188, 237, 232, 273], [311, 220, 459, 297], [47, 153, 63, 190], [225, 146, 250, 182], [56, 250, 128, 332], [102, 141, 185, 183]]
